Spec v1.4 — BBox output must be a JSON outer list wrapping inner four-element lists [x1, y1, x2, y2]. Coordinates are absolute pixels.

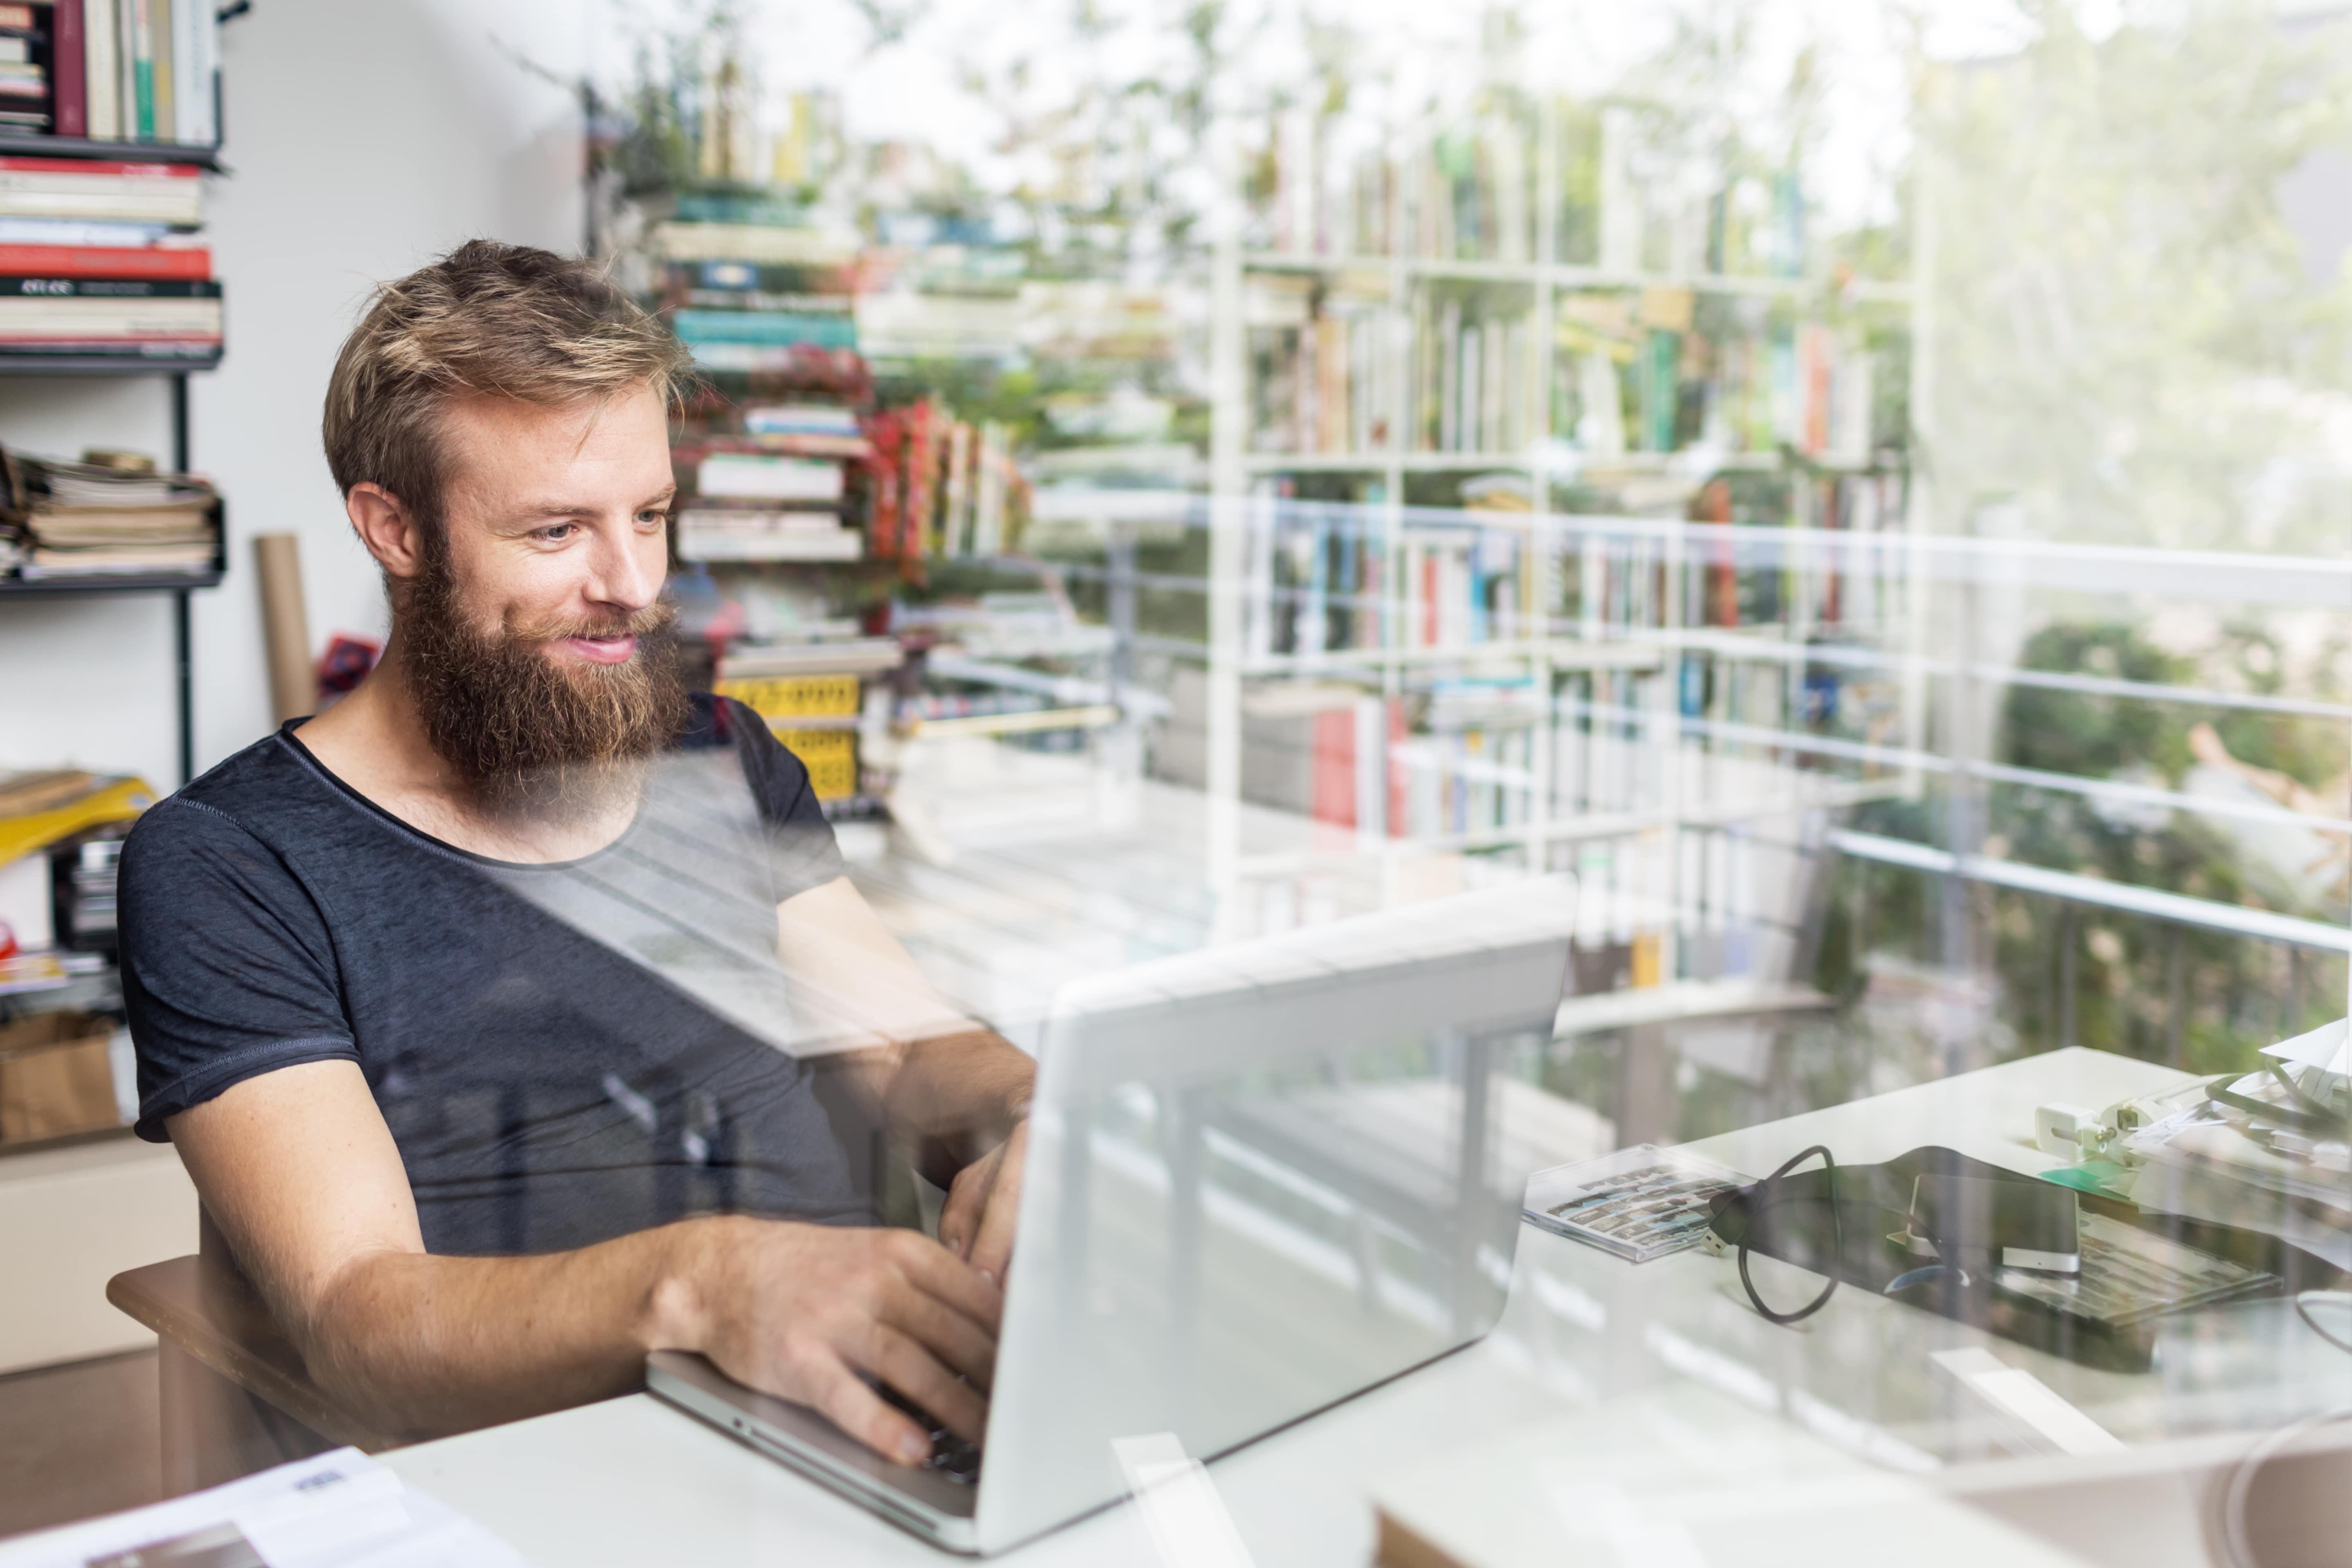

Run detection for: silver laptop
[[649, 877, 1577, 1555]]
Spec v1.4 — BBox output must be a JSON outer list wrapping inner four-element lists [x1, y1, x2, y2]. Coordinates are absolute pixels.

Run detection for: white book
[[695, 452, 843, 502], [972, 421, 1006, 557], [118, 0, 139, 144], [86, 0, 121, 140], [1352, 696, 1387, 842], [677, 524, 860, 564], [0, 298, 220, 327], [1436, 298, 1461, 452], [174, 0, 211, 145]]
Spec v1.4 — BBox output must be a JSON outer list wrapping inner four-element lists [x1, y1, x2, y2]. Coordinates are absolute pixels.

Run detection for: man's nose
[[585, 523, 663, 611]]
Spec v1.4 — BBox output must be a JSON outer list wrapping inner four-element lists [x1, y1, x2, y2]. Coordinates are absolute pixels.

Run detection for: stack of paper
[[0, 1449, 526, 1568], [2123, 1017, 2352, 1270], [11, 454, 217, 577]]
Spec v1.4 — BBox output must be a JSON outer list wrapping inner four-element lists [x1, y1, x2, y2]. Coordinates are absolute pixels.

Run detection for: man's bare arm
[[169, 1058, 1001, 1458], [773, 877, 1036, 1276]]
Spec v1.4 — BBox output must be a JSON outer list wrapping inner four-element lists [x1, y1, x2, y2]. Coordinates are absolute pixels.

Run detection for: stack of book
[[708, 670, 863, 802], [652, 196, 862, 377], [3, 448, 217, 577], [0, 7, 44, 127], [674, 407, 869, 563], [0, 151, 212, 361]]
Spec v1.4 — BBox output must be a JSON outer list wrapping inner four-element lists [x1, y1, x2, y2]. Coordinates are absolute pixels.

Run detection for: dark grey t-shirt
[[119, 693, 873, 1256]]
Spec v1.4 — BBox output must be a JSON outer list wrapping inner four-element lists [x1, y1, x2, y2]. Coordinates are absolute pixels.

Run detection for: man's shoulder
[[126, 725, 333, 857]]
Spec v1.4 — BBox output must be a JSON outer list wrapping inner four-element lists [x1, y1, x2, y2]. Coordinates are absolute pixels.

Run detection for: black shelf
[[0, 568, 222, 596], [0, 353, 222, 376], [0, 133, 221, 170]]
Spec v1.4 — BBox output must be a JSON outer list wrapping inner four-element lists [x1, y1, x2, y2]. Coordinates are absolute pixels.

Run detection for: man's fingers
[[890, 1231, 1005, 1334], [860, 1324, 990, 1445], [938, 1158, 987, 1260], [803, 1355, 935, 1469], [878, 1271, 998, 1393], [967, 1135, 1025, 1284]]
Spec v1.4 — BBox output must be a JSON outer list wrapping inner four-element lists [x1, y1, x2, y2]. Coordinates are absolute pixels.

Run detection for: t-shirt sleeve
[[722, 696, 849, 899], [118, 797, 360, 1141]]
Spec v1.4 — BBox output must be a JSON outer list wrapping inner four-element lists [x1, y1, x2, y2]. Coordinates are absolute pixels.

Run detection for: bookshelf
[[1202, 95, 1921, 969], [0, 133, 223, 168], [1, 367, 216, 786]]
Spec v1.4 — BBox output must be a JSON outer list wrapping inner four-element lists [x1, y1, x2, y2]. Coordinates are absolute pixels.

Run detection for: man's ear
[[346, 482, 425, 580]]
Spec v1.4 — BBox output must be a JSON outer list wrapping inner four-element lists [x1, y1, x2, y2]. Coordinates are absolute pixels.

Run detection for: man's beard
[[396, 553, 690, 822]]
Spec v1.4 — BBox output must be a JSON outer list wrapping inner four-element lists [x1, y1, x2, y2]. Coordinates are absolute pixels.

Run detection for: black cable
[[1736, 1143, 1841, 1326], [2293, 1290, 2352, 1356]]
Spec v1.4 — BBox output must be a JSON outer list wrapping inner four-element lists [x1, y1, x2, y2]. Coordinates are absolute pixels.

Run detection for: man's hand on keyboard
[[657, 1216, 1002, 1467]]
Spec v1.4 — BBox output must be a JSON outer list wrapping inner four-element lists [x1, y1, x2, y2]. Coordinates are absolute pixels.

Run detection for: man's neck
[[290, 637, 641, 865]]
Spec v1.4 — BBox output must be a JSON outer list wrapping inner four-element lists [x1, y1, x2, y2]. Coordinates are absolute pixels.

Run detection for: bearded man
[[117, 241, 1027, 1471]]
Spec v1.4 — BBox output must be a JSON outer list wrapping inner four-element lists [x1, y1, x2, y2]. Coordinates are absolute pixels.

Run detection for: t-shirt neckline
[[273, 717, 648, 873]]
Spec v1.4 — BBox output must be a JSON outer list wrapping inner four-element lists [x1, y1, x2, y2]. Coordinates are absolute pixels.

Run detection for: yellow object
[[717, 673, 862, 719], [1630, 931, 1664, 989], [774, 728, 858, 801], [0, 775, 155, 870]]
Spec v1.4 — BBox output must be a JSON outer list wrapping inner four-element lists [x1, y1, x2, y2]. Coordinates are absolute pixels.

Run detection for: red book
[[51, 1, 85, 139], [1386, 699, 1408, 839], [1310, 708, 1355, 828], [0, 244, 209, 278], [902, 399, 935, 561], [0, 157, 203, 178]]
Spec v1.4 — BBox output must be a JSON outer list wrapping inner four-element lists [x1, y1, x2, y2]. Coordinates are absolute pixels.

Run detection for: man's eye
[[638, 509, 670, 528], [535, 523, 577, 543]]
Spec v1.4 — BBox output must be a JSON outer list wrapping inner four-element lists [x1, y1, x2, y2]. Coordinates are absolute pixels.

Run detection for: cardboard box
[[0, 1010, 119, 1144]]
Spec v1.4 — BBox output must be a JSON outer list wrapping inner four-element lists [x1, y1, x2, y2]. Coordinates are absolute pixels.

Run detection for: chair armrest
[[107, 1255, 403, 1452]]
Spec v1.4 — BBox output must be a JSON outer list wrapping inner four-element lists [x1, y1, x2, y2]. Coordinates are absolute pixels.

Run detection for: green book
[[131, 0, 153, 140]]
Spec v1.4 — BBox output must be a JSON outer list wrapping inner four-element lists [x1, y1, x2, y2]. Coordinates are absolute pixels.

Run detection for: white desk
[[368, 1048, 2350, 1567]]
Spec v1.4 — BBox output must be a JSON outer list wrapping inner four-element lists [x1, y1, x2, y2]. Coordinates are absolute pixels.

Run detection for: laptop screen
[[974, 878, 1577, 1551]]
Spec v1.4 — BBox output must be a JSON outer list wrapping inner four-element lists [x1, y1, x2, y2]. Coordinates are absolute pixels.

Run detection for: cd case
[[1523, 1145, 1751, 1263]]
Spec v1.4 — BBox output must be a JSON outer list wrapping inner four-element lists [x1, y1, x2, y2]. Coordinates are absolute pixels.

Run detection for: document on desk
[[0, 1448, 531, 1568], [1522, 1145, 1749, 1263]]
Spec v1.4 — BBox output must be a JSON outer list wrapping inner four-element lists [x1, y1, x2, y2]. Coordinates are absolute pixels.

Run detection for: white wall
[[0, 0, 586, 788]]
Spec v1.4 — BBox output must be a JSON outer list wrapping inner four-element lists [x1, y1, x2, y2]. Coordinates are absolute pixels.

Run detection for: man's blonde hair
[[321, 239, 690, 539]]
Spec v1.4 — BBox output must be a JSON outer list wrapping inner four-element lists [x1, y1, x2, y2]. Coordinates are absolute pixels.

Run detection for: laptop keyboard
[[879, 1384, 982, 1484]]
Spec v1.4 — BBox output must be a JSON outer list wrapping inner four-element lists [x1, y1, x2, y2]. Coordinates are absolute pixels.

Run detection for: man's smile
[[560, 633, 638, 665]]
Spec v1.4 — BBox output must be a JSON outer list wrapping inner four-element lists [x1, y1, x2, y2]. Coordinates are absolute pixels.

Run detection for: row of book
[[1249, 283, 1886, 465], [1419, 299, 1541, 456], [1239, 499, 1911, 675], [1244, 488, 1533, 657], [1246, 288, 1398, 456], [1243, 102, 1824, 282], [0, 0, 218, 143], [1211, 662, 1856, 857], [866, 398, 1022, 564], [1239, 684, 1550, 841]]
